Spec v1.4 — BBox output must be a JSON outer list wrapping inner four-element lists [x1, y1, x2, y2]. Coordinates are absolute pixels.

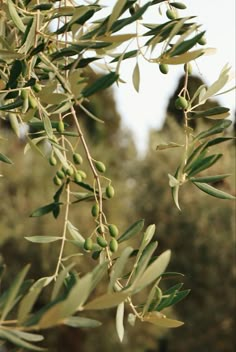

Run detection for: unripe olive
[[175, 96, 188, 110], [159, 63, 169, 74], [97, 236, 107, 248], [74, 172, 82, 183], [32, 83, 42, 93], [56, 170, 65, 179], [109, 238, 118, 253], [108, 224, 119, 238], [57, 121, 64, 133], [28, 95, 38, 109], [170, 2, 187, 10], [95, 161, 106, 173], [49, 155, 57, 166], [184, 63, 192, 75], [92, 250, 101, 260], [166, 9, 177, 20], [53, 176, 62, 186], [91, 204, 99, 217], [198, 36, 207, 46], [84, 238, 93, 251], [106, 185, 115, 199], [73, 153, 83, 165], [66, 166, 74, 176], [78, 170, 87, 179], [21, 89, 28, 100]]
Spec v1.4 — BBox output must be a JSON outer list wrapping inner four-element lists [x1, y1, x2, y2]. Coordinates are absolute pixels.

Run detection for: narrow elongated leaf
[[0, 152, 13, 164], [200, 64, 231, 101], [195, 119, 232, 140], [25, 236, 62, 243], [18, 277, 53, 323], [156, 142, 183, 150], [39, 274, 92, 328], [8, 0, 26, 32], [0, 50, 24, 60], [157, 289, 190, 311], [118, 219, 144, 243], [189, 174, 230, 183], [192, 182, 235, 200], [0, 98, 23, 111], [107, 0, 127, 32], [67, 221, 85, 245], [109, 247, 133, 291], [133, 250, 171, 290], [53, 148, 70, 169], [143, 312, 184, 328], [205, 137, 234, 148], [171, 31, 205, 56], [187, 154, 222, 177], [131, 242, 158, 287], [189, 107, 230, 119], [1, 265, 30, 321], [84, 291, 131, 310], [160, 48, 216, 65], [110, 49, 138, 63], [132, 62, 140, 92], [63, 316, 102, 328], [0, 330, 45, 351], [30, 202, 62, 217], [81, 72, 119, 98], [12, 331, 44, 342], [116, 302, 125, 342], [51, 263, 75, 301], [111, 2, 151, 33]]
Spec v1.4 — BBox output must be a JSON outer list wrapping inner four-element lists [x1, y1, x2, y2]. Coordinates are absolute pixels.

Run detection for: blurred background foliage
[[0, 74, 235, 352]]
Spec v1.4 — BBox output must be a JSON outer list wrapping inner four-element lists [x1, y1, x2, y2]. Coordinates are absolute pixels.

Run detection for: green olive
[[84, 238, 93, 251], [108, 224, 119, 238], [159, 63, 169, 74], [106, 185, 115, 199], [97, 236, 107, 248], [175, 96, 188, 110]]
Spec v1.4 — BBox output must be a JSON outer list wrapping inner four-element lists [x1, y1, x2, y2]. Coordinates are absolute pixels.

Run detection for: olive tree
[[0, 1, 234, 350]]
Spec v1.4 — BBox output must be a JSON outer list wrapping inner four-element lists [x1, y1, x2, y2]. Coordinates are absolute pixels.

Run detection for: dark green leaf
[[205, 137, 234, 148], [118, 219, 144, 243], [111, 2, 151, 33], [187, 154, 222, 177], [63, 57, 99, 70], [196, 119, 232, 140], [157, 289, 190, 311], [192, 182, 236, 200], [0, 152, 13, 164], [0, 98, 23, 111], [170, 31, 205, 57], [189, 174, 230, 183], [110, 50, 138, 63], [81, 72, 119, 98], [189, 106, 230, 119], [30, 202, 62, 217]]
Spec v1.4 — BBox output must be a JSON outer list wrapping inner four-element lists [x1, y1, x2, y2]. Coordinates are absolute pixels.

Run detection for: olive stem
[[70, 105, 112, 266]]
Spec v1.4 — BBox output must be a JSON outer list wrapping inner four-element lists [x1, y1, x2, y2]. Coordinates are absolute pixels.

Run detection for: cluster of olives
[[49, 148, 86, 187], [84, 222, 119, 254]]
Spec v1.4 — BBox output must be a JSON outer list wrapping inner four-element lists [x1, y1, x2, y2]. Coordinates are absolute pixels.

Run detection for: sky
[[111, 0, 236, 153]]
